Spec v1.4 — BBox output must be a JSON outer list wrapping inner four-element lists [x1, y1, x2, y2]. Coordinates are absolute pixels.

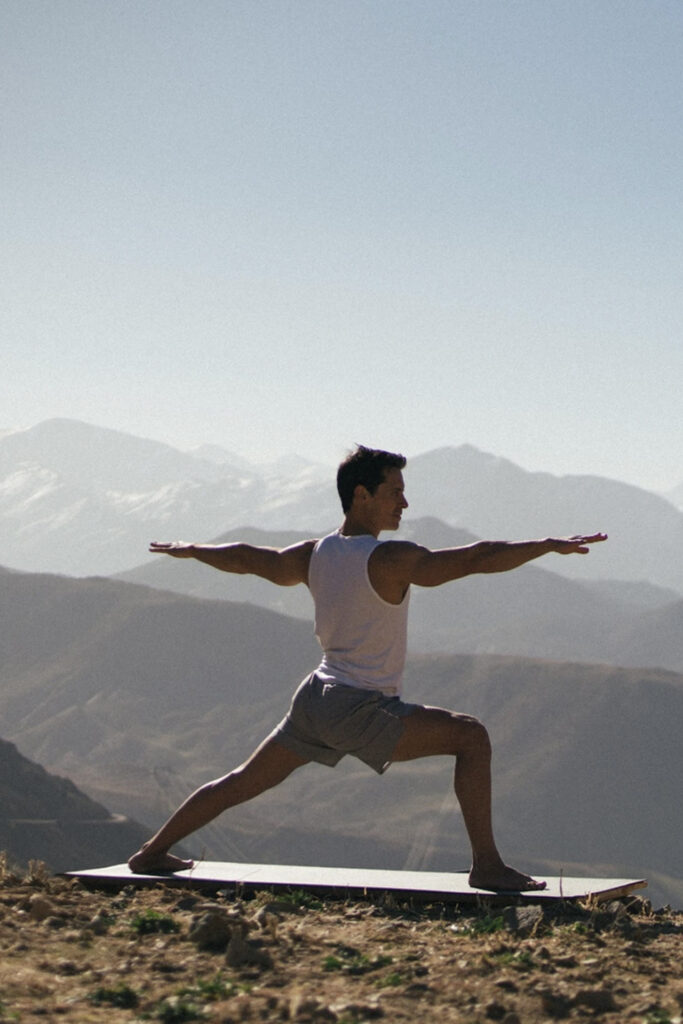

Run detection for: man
[[128, 445, 606, 891]]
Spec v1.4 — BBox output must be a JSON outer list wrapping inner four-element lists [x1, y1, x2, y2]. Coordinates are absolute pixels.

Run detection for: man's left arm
[[399, 533, 607, 588]]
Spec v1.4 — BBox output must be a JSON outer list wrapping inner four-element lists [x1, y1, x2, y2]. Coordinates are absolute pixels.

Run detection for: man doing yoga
[[129, 445, 606, 891]]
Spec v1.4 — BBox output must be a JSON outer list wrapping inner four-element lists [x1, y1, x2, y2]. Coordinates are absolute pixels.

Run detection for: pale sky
[[3, 0, 682, 491]]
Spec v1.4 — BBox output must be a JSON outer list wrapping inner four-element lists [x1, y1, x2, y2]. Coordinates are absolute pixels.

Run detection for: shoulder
[[275, 539, 318, 586], [370, 540, 428, 572], [375, 539, 427, 557], [286, 538, 318, 559]]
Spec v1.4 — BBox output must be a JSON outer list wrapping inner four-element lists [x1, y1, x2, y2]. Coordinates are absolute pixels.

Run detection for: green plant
[[375, 971, 405, 988], [153, 996, 201, 1023], [130, 908, 180, 935], [322, 945, 393, 975], [276, 887, 324, 910], [453, 913, 504, 936], [644, 1011, 673, 1024], [490, 949, 535, 970], [88, 983, 139, 1009], [0, 994, 20, 1021], [177, 972, 237, 1002]]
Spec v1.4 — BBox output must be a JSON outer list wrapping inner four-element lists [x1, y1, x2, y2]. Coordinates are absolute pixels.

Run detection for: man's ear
[[353, 483, 370, 504]]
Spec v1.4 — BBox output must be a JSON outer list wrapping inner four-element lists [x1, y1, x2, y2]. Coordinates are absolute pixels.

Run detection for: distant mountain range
[[0, 734, 150, 872], [117, 520, 683, 674], [1, 566, 681, 907], [1, 419, 683, 593]]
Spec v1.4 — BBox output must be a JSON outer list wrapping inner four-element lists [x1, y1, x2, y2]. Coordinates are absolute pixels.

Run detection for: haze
[[3, 0, 682, 491]]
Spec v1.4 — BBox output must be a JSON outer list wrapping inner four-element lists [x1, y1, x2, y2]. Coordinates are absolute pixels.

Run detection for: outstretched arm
[[149, 539, 316, 586], [412, 533, 607, 586], [377, 533, 607, 591]]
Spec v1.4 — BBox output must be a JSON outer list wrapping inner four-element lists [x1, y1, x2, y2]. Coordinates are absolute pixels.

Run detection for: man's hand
[[149, 541, 196, 558], [551, 533, 608, 555]]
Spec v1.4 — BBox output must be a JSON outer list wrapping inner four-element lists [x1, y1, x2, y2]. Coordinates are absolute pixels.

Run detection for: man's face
[[364, 467, 409, 532]]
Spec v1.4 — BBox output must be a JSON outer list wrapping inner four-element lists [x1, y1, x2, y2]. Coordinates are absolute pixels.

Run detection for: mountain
[[2, 420, 683, 594], [604, 598, 683, 672], [405, 446, 683, 592], [1, 566, 681, 907], [116, 520, 683, 673], [664, 479, 683, 510], [0, 734, 150, 872], [0, 419, 333, 576]]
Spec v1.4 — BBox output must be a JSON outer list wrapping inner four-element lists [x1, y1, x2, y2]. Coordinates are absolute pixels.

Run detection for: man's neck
[[340, 514, 378, 538]]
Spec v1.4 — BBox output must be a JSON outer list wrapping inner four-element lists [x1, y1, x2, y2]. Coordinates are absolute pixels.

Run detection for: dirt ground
[[0, 862, 681, 1023]]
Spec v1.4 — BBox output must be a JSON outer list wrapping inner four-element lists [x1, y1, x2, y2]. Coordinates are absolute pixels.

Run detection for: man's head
[[337, 445, 407, 514]]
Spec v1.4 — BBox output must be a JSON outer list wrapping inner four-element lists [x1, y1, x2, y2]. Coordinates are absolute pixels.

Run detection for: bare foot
[[469, 863, 547, 892], [128, 845, 194, 875]]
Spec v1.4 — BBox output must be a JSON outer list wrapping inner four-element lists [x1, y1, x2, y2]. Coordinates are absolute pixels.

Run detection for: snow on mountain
[[0, 420, 332, 575]]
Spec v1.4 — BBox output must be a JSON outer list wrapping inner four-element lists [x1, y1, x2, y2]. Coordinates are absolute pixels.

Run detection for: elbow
[[229, 543, 251, 574]]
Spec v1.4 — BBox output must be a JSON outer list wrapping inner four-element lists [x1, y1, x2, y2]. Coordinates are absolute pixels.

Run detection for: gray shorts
[[270, 673, 421, 774]]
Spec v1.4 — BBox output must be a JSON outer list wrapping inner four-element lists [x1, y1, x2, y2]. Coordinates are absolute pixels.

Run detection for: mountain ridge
[[0, 734, 151, 872], [2, 419, 683, 590]]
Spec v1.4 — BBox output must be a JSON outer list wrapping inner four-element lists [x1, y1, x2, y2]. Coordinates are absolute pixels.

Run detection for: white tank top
[[308, 530, 410, 696]]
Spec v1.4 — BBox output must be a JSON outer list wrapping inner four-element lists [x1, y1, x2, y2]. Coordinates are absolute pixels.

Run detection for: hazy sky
[[3, 0, 682, 490]]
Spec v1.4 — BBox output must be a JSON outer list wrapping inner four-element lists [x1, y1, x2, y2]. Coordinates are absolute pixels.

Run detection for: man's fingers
[[149, 540, 195, 558], [557, 532, 608, 554], [568, 533, 607, 545]]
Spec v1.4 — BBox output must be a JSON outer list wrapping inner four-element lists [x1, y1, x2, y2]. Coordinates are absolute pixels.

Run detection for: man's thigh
[[390, 706, 485, 762]]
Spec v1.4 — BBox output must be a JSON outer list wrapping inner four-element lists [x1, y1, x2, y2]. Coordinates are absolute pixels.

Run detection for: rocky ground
[[0, 859, 681, 1023]]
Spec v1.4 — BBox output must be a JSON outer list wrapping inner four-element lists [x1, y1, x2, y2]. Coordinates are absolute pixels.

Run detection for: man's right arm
[[149, 539, 317, 587]]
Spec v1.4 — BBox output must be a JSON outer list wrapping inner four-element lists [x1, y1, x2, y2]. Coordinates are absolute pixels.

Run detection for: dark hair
[[336, 445, 407, 513]]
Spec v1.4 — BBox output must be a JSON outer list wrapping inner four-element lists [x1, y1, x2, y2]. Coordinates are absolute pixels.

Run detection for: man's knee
[[451, 713, 491, 756]]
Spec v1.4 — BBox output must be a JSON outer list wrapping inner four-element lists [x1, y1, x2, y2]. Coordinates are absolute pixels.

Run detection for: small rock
[[28, 895, 57, 922], [329, 1000, 384, 1019], [624, 895, 652, 916], [539, 989, 573, 1018], [189, 908, 234, 951], [173, 895, 199, 911], [55, 959, 80, 976], [574, 987, 618, 1012], [258, 899, 303, 917], [503, 905, 544, 936], [485, 999, 508, 1020], [225, 922, 272, 969], [44, 915, 67, 929], [151, 957, 183, 974], [87, 913, 111, 935], [289, 994, 336, 1021]]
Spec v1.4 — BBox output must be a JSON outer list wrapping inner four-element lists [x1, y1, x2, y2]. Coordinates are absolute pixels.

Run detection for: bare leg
[[391, 707, 546, 892], [128, 737, 309, 873]]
